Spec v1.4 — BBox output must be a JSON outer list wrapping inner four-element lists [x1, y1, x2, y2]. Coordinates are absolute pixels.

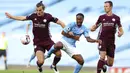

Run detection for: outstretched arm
[[86, 37, 101, 44], [90, 24, 99, 32], [56, 20, 65, 28], [61, 31, 80, 41], [90, 16, 101, 32], [5, 12, 26, 21]]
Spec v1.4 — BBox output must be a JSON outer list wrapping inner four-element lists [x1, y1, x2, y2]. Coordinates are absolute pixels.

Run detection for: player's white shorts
[[60, 39, 80, 57]]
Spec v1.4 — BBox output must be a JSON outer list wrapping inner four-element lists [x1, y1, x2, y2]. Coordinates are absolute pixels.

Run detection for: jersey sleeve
[[63, 22, 75, 33], [26, 13, 34, 20], [83, 27, 90, 38], [95, 16, 101, 27], [117, 17, 122, 27], [49, 14, 58, 23]]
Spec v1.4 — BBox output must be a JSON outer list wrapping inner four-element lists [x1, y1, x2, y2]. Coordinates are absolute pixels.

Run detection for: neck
[[106, 11, 113, 16]]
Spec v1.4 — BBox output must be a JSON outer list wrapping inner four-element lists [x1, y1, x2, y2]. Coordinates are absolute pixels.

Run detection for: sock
[[73, 63, 83, 73], [47, 45, 56, 57], [52, 56, 61, 66], [4, 60, 7, 70], [36, 61, 43, 72], [37, 61, 42, 68], [29, 53, 35, 63], [97, 60, 105, 73]]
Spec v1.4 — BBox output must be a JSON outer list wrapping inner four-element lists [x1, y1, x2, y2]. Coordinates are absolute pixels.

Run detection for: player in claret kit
[[90, 1, 124, 73], [5, 1, 65, 73]]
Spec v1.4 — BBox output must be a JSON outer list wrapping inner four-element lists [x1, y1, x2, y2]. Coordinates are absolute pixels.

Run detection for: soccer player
[[90, 1, 124, 73], [0, 32, 8, 70], [45, 13, 101, 73], [5, 1, 65, 73]]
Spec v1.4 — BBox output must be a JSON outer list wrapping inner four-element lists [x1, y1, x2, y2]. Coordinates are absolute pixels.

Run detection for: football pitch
[[0, 70, 93, 73]]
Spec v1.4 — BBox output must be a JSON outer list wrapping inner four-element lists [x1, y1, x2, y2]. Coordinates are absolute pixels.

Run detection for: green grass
[[0, 70, 93, 73]]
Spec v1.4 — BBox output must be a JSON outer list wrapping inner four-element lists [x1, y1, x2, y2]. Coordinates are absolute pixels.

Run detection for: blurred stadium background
[[0, 0, 130, 73]]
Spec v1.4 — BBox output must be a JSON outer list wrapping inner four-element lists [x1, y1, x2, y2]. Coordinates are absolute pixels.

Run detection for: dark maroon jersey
[[96, 14, 122, 40], [26, 12, 58, 43]]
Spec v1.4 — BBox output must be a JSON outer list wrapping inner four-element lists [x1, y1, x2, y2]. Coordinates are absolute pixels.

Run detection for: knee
[[107, 62, 113, 67], [38, 60, 44, 64], [54, 42, 63, 50], [79, 59, 84, 65], [100, 56, 105, 60], [76, 57, 84, 65], [55, 51, 62, 57]]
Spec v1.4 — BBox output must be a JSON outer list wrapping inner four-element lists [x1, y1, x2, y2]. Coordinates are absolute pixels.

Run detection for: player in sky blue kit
[[45, 13, 102, 73]]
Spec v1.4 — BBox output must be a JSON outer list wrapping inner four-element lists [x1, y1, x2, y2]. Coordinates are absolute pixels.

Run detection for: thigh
[[44, 39, 54, 51], [99, 51, 106, 59], [34, 45, 45, 53], [0, 50, 6, 57], [60, 39, 80, 57], [65, 45, 79, 57], [107, 55, 114, 65], [107, 43, 115, 58], [72, 54, 84, 61], [98, 40, 107, 59], [98, 40, 107, 51], [36, 50, 44, 62], [3, 50, 6, 57]]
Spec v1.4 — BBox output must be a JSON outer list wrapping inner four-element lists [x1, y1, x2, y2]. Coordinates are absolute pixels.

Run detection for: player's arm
[[61, 31, 80, 40], [90, 24, 99, 32], [5, 12, 26, 21], [117, 17, 124, 37], [84, 27, 101, 43], [50, 14, 65, 28], [85, 37, 101, 43], [118, 26, 124, 37], [56, 20, 65, 28], [90, 16, 101, 32]]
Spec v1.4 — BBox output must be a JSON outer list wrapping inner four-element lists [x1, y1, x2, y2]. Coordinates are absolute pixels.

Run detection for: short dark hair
[[76, 13, 84, 18], [36, 1, 45, 10], [105, 1, 113, 7]]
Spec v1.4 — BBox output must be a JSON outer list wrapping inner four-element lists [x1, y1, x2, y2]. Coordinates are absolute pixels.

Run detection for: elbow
[[61, 31, 64, 35], [75, 38, 79, 41], [86, 39, 90, 42]]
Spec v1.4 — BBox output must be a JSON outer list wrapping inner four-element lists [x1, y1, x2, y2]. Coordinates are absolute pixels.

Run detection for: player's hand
[[68, 32, 74, 36], [5, 12, 12, 19], [96, 39, 102, 44], [118, 31, 123, 37]]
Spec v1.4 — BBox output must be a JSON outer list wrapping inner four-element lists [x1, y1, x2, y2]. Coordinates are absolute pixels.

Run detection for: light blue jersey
[[62, 22, 89, 47]]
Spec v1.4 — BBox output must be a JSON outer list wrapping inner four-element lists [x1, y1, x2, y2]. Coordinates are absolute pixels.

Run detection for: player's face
[[104, 3, 112, 13], [76, 15, 84, 27], [36, 6, 44, 16]]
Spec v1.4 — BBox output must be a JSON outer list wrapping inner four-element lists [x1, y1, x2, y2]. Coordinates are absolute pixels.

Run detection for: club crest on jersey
[[112, 18, 115, 22], [103, 19, 105, 21], [43, 19, 47, 22]]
